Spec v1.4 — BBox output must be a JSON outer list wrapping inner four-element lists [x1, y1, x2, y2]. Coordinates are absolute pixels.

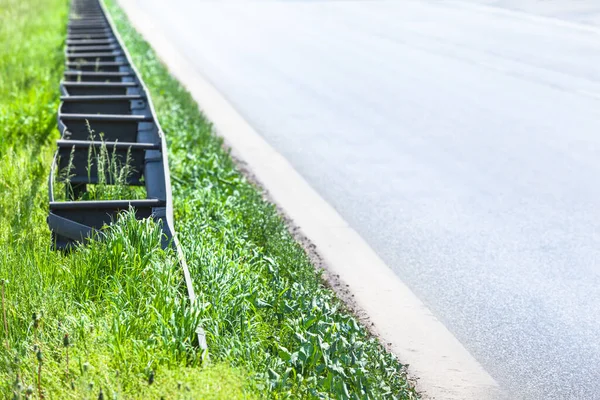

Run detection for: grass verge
[[105, 1, 418, 399]]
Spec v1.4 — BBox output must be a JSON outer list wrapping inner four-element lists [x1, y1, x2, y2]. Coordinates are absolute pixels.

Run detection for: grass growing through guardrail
[[0, 0, 251, 398], [53, 121, 147, 201], [106, 1, 419, 398]]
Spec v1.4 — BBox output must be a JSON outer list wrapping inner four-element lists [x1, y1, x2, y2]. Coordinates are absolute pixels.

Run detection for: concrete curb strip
[[117, 0, 505, 398]]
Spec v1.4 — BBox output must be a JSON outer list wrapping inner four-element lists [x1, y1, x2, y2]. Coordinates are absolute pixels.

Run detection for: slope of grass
[[0, 0, 252, 398], [105, 1, 419, 398]]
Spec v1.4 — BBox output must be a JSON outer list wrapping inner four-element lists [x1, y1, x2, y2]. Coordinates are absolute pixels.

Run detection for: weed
[[63, 333, 70, 378]]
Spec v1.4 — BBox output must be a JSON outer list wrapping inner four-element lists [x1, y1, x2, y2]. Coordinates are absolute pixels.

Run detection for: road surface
[[125, 1, 600, 398]]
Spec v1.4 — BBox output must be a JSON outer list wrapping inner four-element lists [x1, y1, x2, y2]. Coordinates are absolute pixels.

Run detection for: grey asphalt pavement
[[129, 1, 600, 398]]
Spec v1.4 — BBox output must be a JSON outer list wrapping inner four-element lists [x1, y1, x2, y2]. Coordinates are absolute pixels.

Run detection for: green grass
[[0, 0, 64, 154], [0, 0, 418, 397]]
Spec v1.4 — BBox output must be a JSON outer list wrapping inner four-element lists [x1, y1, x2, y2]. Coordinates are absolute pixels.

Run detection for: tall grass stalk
[[1, 280, 8, 350], [54, 121, 144, 201]]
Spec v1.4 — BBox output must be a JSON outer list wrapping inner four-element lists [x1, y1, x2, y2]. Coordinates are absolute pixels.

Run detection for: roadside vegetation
[[0, 0, 418, 397], [106, 1, 417, 398], [0, 0, 249, 398]]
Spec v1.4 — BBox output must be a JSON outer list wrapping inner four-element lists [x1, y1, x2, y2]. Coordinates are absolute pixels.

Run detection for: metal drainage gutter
[[47, 0, 200, 324]]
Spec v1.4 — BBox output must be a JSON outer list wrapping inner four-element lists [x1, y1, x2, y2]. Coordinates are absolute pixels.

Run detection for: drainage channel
[[47, 0, 200, 324]]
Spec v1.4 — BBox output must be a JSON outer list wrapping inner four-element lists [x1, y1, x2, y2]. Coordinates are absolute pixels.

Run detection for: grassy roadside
[[0, 0, 250, 398], [0, 0, 418, 397], [105, 1, 418, 399]]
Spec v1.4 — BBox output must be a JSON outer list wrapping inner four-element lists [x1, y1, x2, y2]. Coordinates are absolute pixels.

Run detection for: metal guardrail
[[47, 0, 200, 319]]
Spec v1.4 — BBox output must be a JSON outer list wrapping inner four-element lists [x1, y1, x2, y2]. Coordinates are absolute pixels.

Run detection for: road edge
[[116, 1, 504, 398]]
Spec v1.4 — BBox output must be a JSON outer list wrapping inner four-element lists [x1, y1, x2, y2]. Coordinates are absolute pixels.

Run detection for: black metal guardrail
[[47, 0, 201, 325]]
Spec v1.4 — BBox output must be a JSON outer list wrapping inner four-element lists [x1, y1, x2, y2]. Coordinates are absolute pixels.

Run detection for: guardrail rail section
[[48, 0, 204, 350], [48, 0, 175, 250]]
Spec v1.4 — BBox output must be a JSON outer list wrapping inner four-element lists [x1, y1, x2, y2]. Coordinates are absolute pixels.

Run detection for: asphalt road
[[129, 1, 600, 398]]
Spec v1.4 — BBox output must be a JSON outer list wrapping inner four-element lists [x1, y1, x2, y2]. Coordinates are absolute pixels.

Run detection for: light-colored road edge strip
[[117, 1, 503, 398]]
